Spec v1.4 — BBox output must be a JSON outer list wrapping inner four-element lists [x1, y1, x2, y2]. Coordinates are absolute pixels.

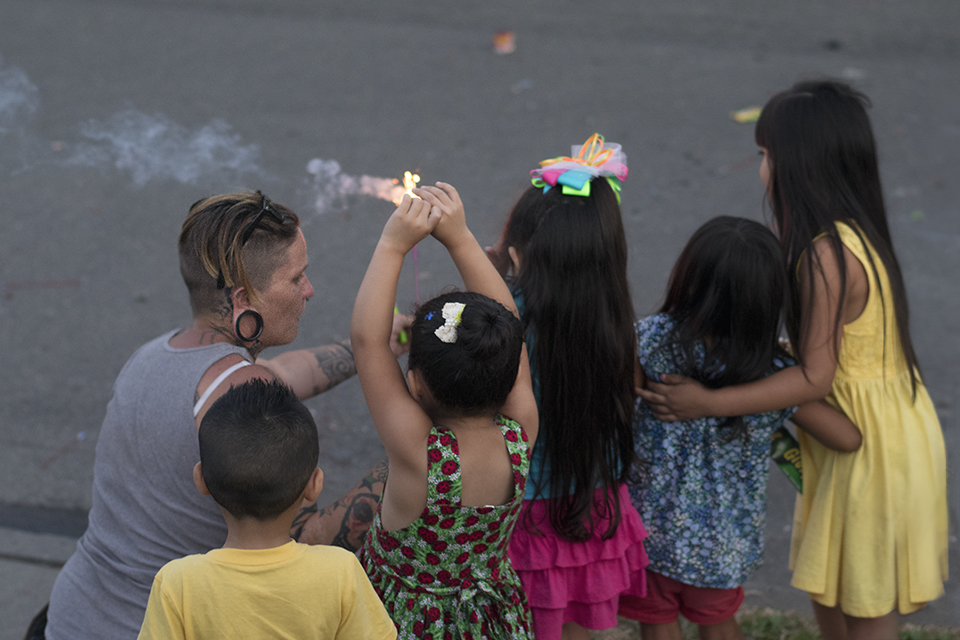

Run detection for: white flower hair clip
[[434, 302, 466, 344]]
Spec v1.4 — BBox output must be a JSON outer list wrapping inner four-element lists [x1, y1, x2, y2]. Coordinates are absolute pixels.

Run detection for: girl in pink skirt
[[486, 134, 648, 640]]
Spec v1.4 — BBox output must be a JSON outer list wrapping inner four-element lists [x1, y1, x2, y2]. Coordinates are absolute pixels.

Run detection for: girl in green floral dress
[[352, 182, 539, 639]]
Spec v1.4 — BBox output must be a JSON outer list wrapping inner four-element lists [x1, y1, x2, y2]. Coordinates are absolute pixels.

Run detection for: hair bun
[[407, 291, 523, 415], [459, 306, 515, 361]]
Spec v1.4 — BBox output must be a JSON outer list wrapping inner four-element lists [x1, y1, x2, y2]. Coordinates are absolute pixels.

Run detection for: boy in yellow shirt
[[138, 379, 396, 640]]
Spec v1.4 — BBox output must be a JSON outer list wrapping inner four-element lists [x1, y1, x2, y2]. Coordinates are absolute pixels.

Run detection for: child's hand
[[484, 241, 512, 278], [389, 312, 413, 357], [414, 182, 470, 249], [381, 195, 441, 254], [637, 374, 713, 422]]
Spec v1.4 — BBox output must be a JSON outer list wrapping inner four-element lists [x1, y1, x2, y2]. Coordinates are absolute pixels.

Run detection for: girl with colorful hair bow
[[486, 134, 648, 640]]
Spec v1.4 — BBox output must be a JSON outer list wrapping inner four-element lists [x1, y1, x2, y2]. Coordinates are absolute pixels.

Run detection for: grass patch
[[590, 608, 960, 639], [737, 607, 822, 639], [899, 624, 960, 640]]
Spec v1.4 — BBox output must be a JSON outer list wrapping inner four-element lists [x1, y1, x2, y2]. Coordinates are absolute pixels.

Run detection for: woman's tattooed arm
[[292, 459, 388, 550], [258, 341, 356, 400]]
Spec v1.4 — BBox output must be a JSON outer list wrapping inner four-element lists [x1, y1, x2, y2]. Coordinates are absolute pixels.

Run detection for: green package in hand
[[771, 425, 802, 492]]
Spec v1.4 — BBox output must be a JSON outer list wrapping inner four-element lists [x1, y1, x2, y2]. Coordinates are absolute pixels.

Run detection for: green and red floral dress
[[360, 416, 533, 640]]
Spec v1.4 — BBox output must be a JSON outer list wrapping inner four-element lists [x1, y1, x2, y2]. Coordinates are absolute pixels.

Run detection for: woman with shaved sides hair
[[42, 191, 408, 640]]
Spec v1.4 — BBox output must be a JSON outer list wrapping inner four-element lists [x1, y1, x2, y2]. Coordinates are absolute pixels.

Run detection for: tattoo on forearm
[[361, 458, 389, 491], [289, 459, 388, 550], [329, 460, 388, 551], [311, 342, 357, 394], [330, 493, 379, 552]]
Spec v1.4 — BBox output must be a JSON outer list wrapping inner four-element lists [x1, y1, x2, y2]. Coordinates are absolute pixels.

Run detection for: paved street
[[1, 0, 958, 636]]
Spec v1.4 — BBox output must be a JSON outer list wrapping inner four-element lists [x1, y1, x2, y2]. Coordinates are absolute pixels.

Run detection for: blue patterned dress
[[630, 314, 796, 588], [361, 416, 534, 639]]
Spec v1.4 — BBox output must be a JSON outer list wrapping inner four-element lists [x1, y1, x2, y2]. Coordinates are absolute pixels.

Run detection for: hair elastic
[[529, 133, 628, 202], [235, 310, 264, 342], [434, 302, 465, 344]]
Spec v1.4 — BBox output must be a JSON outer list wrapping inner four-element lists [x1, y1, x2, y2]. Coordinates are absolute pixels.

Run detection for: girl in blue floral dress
[[620, 217, 861, 640], [353, 183, 539, 639]]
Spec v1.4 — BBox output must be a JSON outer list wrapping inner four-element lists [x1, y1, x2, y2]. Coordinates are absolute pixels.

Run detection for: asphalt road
[[1, 0, 958, 635]]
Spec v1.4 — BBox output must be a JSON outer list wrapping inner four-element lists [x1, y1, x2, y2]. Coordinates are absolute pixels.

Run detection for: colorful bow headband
[[530, 133, 628, 202]]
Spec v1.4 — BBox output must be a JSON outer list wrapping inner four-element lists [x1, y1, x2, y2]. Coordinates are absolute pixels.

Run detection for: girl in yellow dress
[[637, 80, 948, 640]]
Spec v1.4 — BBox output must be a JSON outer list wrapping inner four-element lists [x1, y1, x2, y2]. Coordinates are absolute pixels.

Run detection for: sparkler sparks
[[392, 170, 421, 205], [394, 170, 423, 301]]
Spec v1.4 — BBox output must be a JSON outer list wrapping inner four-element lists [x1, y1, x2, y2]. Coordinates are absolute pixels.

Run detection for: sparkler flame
[[392, 170, 421, 205], [303, 157, 426, 215]]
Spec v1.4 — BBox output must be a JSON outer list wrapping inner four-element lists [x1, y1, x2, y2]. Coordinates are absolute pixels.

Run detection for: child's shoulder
[[296, 542, 363, 568], [635, 313, 675, 336], [495, 414, 530, 449], [635, 314, 676, 354], [170, 542, 359, 574]]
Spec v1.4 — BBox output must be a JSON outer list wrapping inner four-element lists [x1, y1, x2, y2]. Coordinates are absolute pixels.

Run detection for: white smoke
[[0, 56, 38, 134], [306, 158, 405, 215], [67, 110, 263, 186]]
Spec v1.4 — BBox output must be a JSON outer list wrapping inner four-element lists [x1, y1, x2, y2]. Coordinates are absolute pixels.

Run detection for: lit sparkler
[[392, 170, 423, 301], [391, 170, 421, 205]]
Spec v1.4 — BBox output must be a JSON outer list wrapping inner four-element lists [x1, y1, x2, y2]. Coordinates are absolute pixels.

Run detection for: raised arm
[[352, 196, 441, 466], [416, 183, 538, 443]]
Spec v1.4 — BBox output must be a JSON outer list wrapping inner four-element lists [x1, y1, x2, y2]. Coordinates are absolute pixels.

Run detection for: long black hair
[[755, 80, 921, 395], [501, 178, 635, 541], [657, 217, 789, 430]]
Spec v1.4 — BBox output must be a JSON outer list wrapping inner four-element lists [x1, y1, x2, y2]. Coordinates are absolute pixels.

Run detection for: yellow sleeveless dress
[[788, 221, 948, 617]]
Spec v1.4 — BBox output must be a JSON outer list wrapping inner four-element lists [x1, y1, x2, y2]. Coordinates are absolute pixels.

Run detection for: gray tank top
[[47, 330, 251, 640]]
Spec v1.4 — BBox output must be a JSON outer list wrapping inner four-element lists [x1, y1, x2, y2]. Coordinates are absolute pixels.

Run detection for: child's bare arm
[[791, 401, 862, 452], [416, 183, 518, 313], [638, 239, 853, 421], [351, 196, 440, 471], [415, 183, 539, 444]]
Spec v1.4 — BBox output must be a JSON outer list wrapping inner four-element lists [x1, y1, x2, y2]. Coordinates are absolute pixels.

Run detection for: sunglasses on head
[[216, 191, 285, 290]]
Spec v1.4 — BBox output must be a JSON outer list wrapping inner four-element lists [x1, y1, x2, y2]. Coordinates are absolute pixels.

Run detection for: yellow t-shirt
[[138, 541, 396, 640]]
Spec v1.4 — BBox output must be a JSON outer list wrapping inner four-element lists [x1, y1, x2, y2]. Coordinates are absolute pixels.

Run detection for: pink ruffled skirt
[[508, 483, 648, 640]]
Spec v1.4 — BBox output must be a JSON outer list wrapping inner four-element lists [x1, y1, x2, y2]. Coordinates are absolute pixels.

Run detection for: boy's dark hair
[[501, 178, 636, 542], [199, 379, 319, 521], [407, 291, 524, 416], [659, 216, 788, 389]]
